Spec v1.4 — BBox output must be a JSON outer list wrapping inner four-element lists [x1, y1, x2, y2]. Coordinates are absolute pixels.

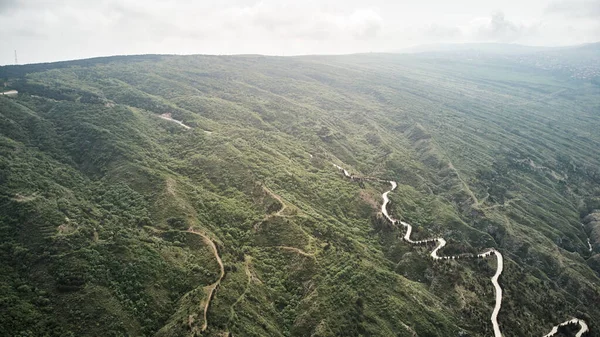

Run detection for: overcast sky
[[0, 0, 599, 65]]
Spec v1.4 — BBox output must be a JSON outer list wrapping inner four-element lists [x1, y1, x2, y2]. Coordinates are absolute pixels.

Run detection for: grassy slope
[[0, 53, 599, 337]]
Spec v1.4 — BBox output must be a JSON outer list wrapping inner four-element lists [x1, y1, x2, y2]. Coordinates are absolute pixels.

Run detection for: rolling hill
[[1, 46, 599, 336]]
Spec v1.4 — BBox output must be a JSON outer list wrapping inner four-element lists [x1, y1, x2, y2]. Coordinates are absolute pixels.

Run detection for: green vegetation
[[0, 50, 599, 336]]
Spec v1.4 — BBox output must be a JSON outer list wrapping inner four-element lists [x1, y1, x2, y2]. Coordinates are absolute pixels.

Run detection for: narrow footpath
[[187, 229, 225, 333]]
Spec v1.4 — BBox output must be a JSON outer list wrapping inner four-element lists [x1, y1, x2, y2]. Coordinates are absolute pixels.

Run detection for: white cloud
[[466, 12, 533, 42], [424, 24, 463, 40], [545, 0, 600, 18], [418, 12, 539, 44], [203, 2, 384, 41], [0, 0, 598, 64]]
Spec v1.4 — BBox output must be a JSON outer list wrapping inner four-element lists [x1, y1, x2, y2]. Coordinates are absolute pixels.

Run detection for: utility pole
[[14, 50, 18, 65]]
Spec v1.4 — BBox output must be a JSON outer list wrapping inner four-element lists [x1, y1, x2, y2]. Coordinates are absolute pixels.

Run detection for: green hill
[[1, 51, 599, 336]]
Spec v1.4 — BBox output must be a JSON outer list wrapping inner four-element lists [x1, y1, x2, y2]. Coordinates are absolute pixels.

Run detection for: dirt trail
[[276, 246, 315, 258], [263, 186, 287, 216], [425, 134, 480, 205], [334, 164, 588, 337], [580, 223, 594, 253], [447, 161, 479, 205], [480, 198, 521, 211], [11, 193, 38, 202], [159, 113, 191, 129], [187, 228, 225, 333], [145, 226, 225, 333], [254, 186, 290, 232], [228, 255, 260, 325], [0, 90, 18, 96]]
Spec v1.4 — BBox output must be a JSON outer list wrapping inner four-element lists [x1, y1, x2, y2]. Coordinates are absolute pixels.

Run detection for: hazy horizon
[[1, 0, 599, 65]]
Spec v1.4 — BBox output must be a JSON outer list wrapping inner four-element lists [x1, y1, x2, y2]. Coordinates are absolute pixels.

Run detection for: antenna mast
[[14, 50, 18, 65]]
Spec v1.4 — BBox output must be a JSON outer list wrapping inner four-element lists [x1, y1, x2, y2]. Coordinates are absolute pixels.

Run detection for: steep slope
[[0, 52, 599, 336], [335, 164, 590, 337]]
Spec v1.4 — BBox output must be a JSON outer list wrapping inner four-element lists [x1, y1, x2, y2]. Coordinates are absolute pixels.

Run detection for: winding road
[[542, 319, 589, 337], [334, 164, 589, 337]]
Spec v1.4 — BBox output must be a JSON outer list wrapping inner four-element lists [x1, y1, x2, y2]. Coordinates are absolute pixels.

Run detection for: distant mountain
[[399, 42, 600, 55], [399, 42, 553, 55], [513, 42, 600, 80], [397, 42, 600, 81]]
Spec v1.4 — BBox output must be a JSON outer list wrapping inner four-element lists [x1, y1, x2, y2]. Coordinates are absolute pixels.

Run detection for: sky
[[0, 0, 599, 65]]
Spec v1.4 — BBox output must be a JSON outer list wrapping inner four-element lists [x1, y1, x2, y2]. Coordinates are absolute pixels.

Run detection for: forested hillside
[[1, 50, 599, 337]]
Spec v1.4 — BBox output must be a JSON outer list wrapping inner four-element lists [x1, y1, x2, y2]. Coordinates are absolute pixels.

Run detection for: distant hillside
[[400, 42, 600, 80], [1, 52, 599, 337], [0, 54, 167, 78], [401, 42, 553, 55]]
